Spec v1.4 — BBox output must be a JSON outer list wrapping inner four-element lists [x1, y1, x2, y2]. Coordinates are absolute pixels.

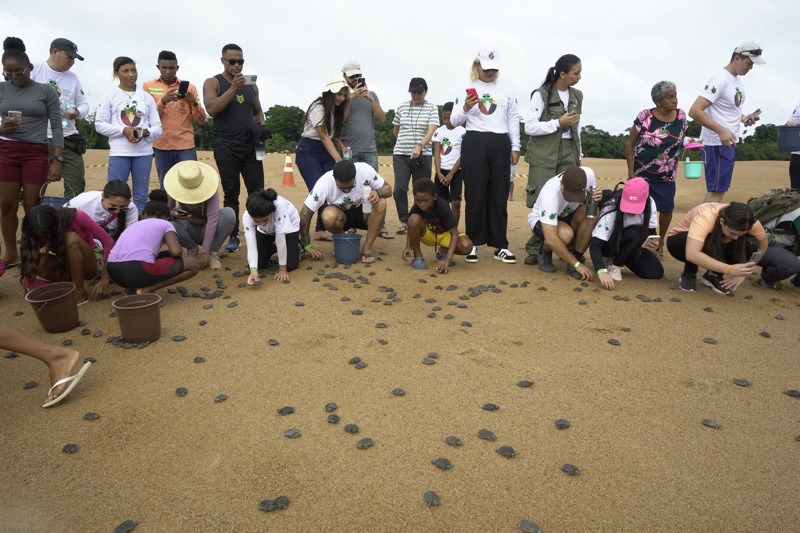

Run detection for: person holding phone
[[689, 41, 764, 204], [95, 56, 162, 214], [590, 178, 663, 290], [0, 37, 64, 269], [450, 47, 519, 264], [143, 50, 207, 188]]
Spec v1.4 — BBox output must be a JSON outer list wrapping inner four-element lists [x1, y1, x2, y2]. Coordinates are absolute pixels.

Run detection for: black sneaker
[[700, 271, 731, 295], [493, 248, 517, 264], [538, 248, 555, 273], [565, 263, 582, 279], [679, 271, 697, 292], [225, 234, 240, 252], [792, 274, 800, 288], [465, 246, 478, 263], [760, 278, 777, 290], [524, 253, 538, 265]]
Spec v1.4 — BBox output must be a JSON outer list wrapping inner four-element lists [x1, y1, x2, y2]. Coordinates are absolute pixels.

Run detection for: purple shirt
[[108, 218, 175, 263]]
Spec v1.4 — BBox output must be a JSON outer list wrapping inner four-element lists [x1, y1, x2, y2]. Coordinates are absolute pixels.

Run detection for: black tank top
[[212, 74, 257, 146]]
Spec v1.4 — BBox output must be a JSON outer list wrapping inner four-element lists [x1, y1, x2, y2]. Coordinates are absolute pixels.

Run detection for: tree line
[[76, 106, 791, 162]]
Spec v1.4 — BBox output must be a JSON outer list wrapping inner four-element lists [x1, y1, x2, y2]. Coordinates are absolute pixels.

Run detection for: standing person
[[625, 81, 689, 259], [689, 42, 764, 203], [0, 37, 64, 268], [163, 161, 234, 270], [64, 179, 138, 241], [243, 188, 301, 284], [392, 77, 439, 235], [785, 103, 800, 189], [295, 73, 351, 242], [203, 43, 265, 253], [341, 60, 392, 240], [432, 101, 466, 226], [450, 47, 520, 263], [522, 54, 582, 265], [95, 56, 162, 215], [31, 38, 89, 199], [143, 50, 207, 188]]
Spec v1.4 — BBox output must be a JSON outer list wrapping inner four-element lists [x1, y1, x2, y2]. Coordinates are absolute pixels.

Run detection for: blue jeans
[[296, 137, 335, 232], [351, 151, 379, 172], [108, 155, 154, 214], [154, 148, 198, 188]]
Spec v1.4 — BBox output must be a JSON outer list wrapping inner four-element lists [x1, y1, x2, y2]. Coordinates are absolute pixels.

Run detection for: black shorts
[[107, 256, 184, 289], [324, 204, 369, 232], [533, 212, 576, 239], [435, 168, 463, 201]]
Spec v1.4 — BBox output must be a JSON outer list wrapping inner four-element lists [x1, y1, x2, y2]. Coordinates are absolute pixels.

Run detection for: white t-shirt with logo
[[304, 162, 386, 212], [31, 62, 90, 138], [432, 124, 465, 170], [528, 168, 597, 229], [243, 195, 300, 270], [592, 197, 658, 241], [449, 78, 521, 151], [699, 69, 745, 146], [64, 190, 139, 235]]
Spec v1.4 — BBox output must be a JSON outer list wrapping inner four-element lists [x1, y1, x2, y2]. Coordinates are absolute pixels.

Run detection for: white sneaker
[[465, 246, 478, 263], [608, 263, 623, 281], [493, 248, 517, 263]]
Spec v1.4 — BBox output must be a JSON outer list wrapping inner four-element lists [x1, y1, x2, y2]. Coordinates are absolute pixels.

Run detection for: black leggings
[[790, 154, 800, 189], [590, 226, 663, 279], [666, 232, 758, 275], [255, 230, 300, 271]]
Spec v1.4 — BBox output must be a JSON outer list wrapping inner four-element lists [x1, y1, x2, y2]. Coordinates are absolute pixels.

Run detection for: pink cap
[[620, 178, 649, 214]]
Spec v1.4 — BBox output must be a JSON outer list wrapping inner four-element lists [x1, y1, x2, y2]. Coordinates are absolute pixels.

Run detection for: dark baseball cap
[[560, 167, 588, 202], [50, 38, 84, 61], [408, 77, 427, 93]]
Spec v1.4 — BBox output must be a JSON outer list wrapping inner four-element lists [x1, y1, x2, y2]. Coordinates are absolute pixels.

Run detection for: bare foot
[[314, 231, 333, 242], [44, 348, 80, 404], [1, 254, 19, 266]]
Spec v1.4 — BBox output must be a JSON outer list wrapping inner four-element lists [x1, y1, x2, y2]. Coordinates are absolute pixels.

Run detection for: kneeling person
[[301, 160, 391, 264], [244, 188, 301, 284], [528, 166, 601, 280], [403, 179, 473, 273]]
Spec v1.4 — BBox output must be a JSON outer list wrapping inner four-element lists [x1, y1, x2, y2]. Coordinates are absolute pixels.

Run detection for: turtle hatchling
[[345, 424, 359, 434], [327, 414, 340, 424], [555, 419, 570, 429], [519, 519, 543, 533], [392, 388, 406, 396], [423, 491, 441, 507], [562, 463, 580, 475], [175, 387, 188, 397], [113, 520, 139, 533], [284, 428, 301, 438], [431, 458, 452, 470], [496, 446, 517, 458], [445, 436, 463, 447], [84, 412, 100, 421], [702, 418, 721, 429], [478, 429, 496, 441], [357, 438, 374, 449], [325, 402, 338, 412], [482, 403, 499, 411], [277, 406, 295, 416]]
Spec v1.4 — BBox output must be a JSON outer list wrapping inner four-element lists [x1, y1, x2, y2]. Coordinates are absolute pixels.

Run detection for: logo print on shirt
[[121, 101, 141, 127], [441, 137, 453, 155], [478, 93, 497, 115], [734, 87, 743, 108], [236, 94, 244, 104]]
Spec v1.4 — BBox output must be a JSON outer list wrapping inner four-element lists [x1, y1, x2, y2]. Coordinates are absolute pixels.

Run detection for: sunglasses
[[226, 59, 245, 66], [106, 204, 128, 212], [483, 68, 498, 73], [739, 48, 762, 57], [336, 183, 355, 193], [3, 65, 30, 77]]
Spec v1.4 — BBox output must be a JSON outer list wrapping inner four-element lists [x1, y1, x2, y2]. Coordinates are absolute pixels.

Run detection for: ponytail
[[246, 188, 279, 218]]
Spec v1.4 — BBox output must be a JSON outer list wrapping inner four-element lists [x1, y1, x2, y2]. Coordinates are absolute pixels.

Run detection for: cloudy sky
[[2, 0, 797, 136]]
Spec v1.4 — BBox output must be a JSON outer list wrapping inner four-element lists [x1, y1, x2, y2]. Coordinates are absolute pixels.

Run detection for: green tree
[[375, 109, 396, 155], [76, 111, 108, 150], [193, 117, 214, 151], [264, 105, 305, 144]]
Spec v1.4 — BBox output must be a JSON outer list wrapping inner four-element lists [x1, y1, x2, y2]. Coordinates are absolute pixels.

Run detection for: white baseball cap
[[734, 41, 765, 64], [476, 47, 500, 70]]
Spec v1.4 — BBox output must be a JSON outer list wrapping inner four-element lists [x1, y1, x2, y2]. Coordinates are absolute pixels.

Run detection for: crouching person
[[244, 188, 301, 284]]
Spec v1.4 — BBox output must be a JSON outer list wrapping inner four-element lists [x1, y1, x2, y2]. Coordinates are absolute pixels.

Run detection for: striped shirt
[[301, 101, 334, 140], [392, 100, 439, 156]]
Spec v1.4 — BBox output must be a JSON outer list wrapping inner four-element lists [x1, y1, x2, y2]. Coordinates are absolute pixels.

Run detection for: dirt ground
[[1, 151, 798, 532]]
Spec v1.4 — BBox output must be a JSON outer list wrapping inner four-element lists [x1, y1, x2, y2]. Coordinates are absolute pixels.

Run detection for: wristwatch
[[54, 155, 64, 162]]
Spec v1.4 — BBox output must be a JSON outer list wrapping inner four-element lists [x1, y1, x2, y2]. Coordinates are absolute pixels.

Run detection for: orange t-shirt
[[668, 203, 766, 242], [142, 77, 207, 151]]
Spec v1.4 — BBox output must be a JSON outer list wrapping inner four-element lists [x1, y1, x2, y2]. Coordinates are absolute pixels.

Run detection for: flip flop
[[42, 361, 92, 408], [412, 257, 427, 270], [4, 261, 20, 268], [379, 231, 395, 240], [77, 296, 89, 306], [396, 225, 407, 235], [361, 252, 376, 264]]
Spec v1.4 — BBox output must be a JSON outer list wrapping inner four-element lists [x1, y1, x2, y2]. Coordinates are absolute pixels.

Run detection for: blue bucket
[[332, 233, 362, 264], [39, 181, 74, 208]]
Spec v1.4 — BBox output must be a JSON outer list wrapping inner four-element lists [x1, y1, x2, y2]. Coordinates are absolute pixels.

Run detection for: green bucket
[[684, 161, 703, 179]]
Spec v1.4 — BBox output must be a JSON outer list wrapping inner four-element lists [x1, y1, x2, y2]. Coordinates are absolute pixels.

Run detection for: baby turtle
[[702, 337, 718, 345], [496, 445, 517, 458], [776, 314, 785, 320], [422, 357, 436, 365], [578, 300, 587, 305], [759, 331, 771, 338], [702, 418, 721, 429], [62, 443, 78, 454], [344, 424, 359, 434], [482, 403, 499, 411], [202, 303, 213, 309], [268, 339, 279, 346], [23, 381, 38, 390], [670, 297, 681, 302], [83, 357, 96, 364], [517, 380, 534, 388], [423, 491, 441, 507], [427, 313, 436, 319], [12, 310, 24, 316], [227, 301, 238, 308], [519, 519, 543, 533], [81, 328, 91, 336], [432, 306, 442, 311], [277, 406, 295, 416], [555, 418, 570, 429], [351, 309, 363, 315], [478, 429, 496, 441], [461, 321, 472, 327], [703, 307, 713, 313], [214, 394, 228, 403], [135, 341, 150, 349], [84, 412, 100, 421], [378, 339, 389, 345], [325, 402, 338, 412], [427, 352, 439, 359], [172, 335, 187, 342], [284, 428, 301, 438], [194, 356, 205, 363], [355, 361, 368, 369], [607, 338, 621, 346], [349, 357, 362, 364], [620, 327, 632, 332], [62, 339, 73, 346], [199, 320, 207, 326], [258, 496, 290, 512], [562, 463, 580, 475], [295, 301, 304, 307], [4, 351, 18, 358], [327, 414, 340, 424], [392, 388, 406, 396], [375, 322, 388, 329], [445, 436, 463, 447], [175, 387, 188, 397], [733, 379, 752, 387], [457, 303, 468, 309], [431, 458, 452, 470], [113, 520, 139, 533], [357, 437, 374, 449], [784, 389, 800, 398]]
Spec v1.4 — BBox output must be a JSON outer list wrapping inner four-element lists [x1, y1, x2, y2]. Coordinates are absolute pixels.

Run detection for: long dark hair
[[535, 54, 581, 97], [599, 190, 653, 257], [103, 180, 132, 240], [303, 90, 344, 138], [702, 202, 756, 262], [246, 188, 278, 218], [20, 205, 77, 285]]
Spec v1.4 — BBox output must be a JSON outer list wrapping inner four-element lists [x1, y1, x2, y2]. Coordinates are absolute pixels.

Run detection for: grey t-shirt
[[0, 81, 64, 147], [341, 91, 380, 153]]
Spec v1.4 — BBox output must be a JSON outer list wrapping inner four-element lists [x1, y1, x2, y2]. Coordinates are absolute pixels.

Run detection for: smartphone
[[175, 208, 190, 216], [133, 129, 143, 139], [466, 88, 478, 99], [7, 110, 21, 122], [243, 74, 257, 85], [748, 251, 763, 264], [643, 235, 660, 247], [177, 80, 190, 98], [357, 77, 365, 87]]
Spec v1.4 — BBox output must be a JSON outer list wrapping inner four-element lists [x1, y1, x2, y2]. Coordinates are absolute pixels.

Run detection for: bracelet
[[417, 142, 423, 148], [727, 264, 732, 275], [597, 268, 608, 274], [250, 267, 258, 273], [573, 261, 581, 269], [304, 243, 312, 250]]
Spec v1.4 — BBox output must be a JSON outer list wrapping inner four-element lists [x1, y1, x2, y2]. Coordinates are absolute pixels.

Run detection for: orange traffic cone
[[282, 151, 295, 187]]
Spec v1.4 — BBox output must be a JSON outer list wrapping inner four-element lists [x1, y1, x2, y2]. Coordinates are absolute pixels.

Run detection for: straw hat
[[164, 161, 220, 204]]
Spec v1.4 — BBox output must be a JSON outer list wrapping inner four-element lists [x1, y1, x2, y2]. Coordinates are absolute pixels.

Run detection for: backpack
[[747, 188, 800, 252]]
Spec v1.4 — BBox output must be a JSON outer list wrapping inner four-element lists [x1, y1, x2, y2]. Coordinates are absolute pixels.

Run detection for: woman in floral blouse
[[625, 80, 691, 258]]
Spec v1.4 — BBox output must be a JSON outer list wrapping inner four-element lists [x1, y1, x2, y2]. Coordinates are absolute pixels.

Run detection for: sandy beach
[[1, 151, 798, 532]]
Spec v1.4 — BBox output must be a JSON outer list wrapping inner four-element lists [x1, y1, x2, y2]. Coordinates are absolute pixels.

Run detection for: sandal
[[379, 230, 395, 239], [396, 225, 407, 235], [361, 252, 376, 264], [412, 257, 427, 270]]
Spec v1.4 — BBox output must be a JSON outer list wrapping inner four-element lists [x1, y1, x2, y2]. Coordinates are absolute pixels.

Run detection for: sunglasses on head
[[739, 48, 762, 57], [226, 59, 245, 66]]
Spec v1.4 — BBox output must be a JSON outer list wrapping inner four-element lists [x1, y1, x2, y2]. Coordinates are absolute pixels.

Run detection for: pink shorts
[[0, 139, 49, 185]]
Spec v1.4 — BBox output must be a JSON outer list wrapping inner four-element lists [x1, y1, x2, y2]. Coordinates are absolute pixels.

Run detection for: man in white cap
[[689, 41, 764, 203], [31, 38, 89, 199]]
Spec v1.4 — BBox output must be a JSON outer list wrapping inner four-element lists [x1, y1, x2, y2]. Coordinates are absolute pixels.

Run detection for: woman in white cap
[[589, 178, 663, 290], [243, 188, 300, 284], [163, 160, 235, 270], [296, 73, 351, 242], [450, 47, 520, 264]]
